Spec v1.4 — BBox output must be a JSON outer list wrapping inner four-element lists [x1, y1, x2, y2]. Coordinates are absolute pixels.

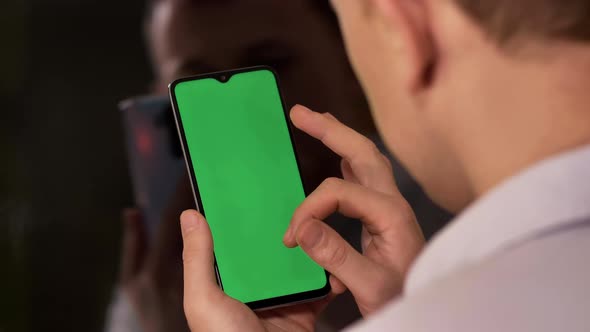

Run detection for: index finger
[[284, 178, 407, 247], [290, 105, 396, 195]]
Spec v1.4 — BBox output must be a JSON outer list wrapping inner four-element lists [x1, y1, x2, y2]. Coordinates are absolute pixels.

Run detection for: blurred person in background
[[178, 0, 590, 331], [105, 0, 450, 331]]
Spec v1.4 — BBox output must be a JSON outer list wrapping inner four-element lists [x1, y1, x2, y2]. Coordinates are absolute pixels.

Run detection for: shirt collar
[[405, 144, 590, 294]]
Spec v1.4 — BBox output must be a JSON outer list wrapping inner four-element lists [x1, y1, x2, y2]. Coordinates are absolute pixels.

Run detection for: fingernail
[[298, 222, 324, 250], [181, 210, 201, 234], [294, 104, 313, 114]]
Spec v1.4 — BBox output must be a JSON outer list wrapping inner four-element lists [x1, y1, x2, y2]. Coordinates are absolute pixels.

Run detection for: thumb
[[180, 210, 219, 299], [294, 219, 384, 299]]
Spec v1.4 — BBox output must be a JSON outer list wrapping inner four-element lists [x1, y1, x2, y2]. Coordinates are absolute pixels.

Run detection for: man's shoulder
[[350, 221, 590, 332]]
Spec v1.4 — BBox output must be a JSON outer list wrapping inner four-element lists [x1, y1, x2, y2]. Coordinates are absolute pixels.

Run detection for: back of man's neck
[[464, 46, 590, 200]]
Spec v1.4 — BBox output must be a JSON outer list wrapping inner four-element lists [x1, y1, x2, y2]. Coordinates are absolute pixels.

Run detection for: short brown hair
[[455, 0, 590, 43]]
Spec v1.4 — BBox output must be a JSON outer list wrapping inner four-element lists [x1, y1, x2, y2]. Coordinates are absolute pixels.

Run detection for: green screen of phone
[[172, 69, 327, 304]]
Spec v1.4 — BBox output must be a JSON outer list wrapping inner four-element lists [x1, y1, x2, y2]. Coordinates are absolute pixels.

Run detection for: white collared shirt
[[349, 145, 590, 331]]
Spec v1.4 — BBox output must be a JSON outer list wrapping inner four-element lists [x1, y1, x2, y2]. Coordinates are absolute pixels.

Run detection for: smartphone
[[169, 66, 330, 310], [120, 96, 187, 239]]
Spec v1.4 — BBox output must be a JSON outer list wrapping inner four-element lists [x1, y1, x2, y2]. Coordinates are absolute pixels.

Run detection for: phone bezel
[[168, 65, 331, 310]]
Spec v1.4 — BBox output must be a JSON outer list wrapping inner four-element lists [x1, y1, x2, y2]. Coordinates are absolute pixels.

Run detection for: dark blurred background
[[0, 1, 451, 331], [2, 1, 147, 331]]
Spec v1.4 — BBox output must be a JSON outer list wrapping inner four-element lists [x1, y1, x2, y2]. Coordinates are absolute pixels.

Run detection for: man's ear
[[372, 0, 435, 92]]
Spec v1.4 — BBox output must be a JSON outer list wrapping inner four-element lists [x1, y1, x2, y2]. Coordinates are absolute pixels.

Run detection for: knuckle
[[362, 137, 379, 154], [322, 243, 348, 271], [292, 204, 305, 219], [182, 248, 198, 265], [184, 287, 223, 317], [350, 138, 382, 168], [322, 177, 343, 191], [365, 269, 401, 306], [381, 155, 394, 171], [183, 295, 201, 319], [367, 142, 386, 163], [390, 198, 415, 221]]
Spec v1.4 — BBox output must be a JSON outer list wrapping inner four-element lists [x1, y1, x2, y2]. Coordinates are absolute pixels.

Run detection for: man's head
[[331, 0, 590, 212]]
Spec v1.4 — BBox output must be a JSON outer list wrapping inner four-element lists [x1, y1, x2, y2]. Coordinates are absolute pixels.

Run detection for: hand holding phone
[[169, 67, 330, 310], [179, 104, 425, 331], [284, 107, 425, 317]]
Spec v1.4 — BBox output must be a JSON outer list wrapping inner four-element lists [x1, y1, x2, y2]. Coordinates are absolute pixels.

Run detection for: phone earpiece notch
[[217, 74, 230, 83]]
